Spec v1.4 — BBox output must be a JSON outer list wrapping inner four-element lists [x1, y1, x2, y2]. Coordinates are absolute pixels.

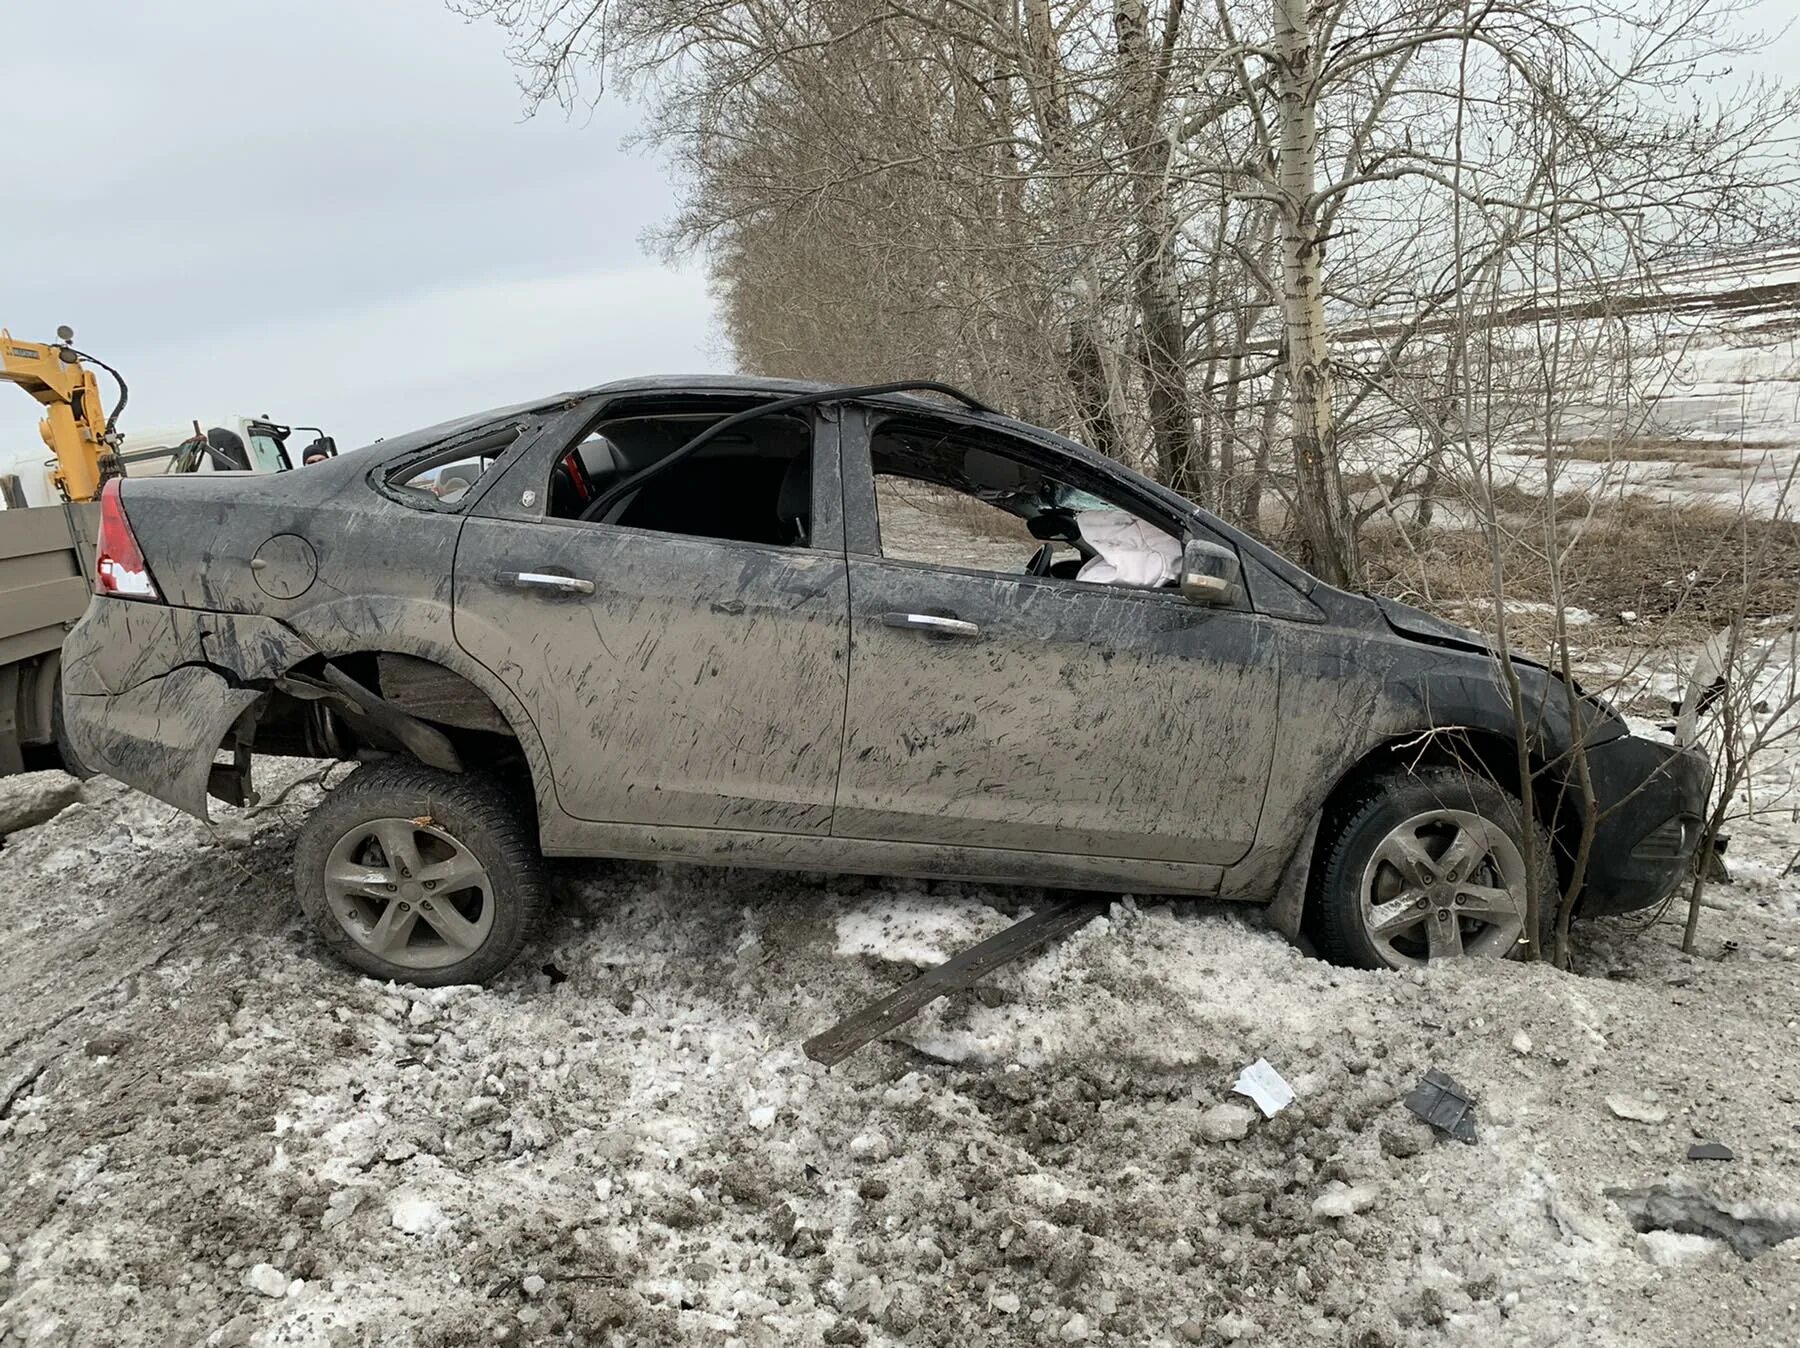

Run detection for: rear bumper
[[1576, 733, 1711, 915], [60, 597, 313, 819], [65, 666, 262, 819]]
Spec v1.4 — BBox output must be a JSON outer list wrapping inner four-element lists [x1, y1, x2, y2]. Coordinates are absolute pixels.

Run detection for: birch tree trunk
[[1273, 0, 1359, 585], [1025, 0, 1127, 460], [1115, 0, 1203, 496]]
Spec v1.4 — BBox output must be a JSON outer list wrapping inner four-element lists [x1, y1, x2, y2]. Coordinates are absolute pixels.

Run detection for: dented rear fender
[[61, 596, 323, 820], [63, 597, 317, 696], [64, 666, 263, 819]]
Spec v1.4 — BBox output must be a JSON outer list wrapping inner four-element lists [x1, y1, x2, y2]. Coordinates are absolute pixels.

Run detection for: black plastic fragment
[[1687, 1141, 1735, 1161], [1403, 1068, 1479, 1144]]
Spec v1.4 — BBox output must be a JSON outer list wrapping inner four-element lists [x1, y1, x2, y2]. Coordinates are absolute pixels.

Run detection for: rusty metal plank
[[803, 895, 1107, 1067]]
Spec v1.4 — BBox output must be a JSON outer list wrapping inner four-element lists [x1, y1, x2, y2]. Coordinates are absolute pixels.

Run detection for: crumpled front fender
[[65, 664, 264, 820]]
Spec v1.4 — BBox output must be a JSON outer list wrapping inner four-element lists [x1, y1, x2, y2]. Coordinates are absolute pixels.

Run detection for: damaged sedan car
[[61, 377, 1710, 984]]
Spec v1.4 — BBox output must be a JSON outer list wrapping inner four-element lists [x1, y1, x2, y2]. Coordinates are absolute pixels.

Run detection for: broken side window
[[546, 404, 816, 549], [869, 419, 1182, 588], [389, 426, 522, 505]]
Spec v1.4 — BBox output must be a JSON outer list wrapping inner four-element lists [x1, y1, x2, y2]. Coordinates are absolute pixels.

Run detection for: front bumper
[[1576, 733, 1712, 915]]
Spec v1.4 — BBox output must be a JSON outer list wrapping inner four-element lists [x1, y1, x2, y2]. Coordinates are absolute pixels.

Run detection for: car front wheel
[[1310, 767, 1554, 969], [295, 761, 545, 986]]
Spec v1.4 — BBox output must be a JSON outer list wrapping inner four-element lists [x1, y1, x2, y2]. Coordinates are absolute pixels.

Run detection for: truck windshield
[[245, 430, 292, 474]]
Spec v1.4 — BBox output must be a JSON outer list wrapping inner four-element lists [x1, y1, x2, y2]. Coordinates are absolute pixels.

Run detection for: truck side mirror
[[1179, 537, 1240, 605], [304, 436, 338, 462]]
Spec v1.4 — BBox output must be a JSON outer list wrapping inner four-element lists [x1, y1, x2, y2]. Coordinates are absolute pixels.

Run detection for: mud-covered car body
[[62, 376, 1708, 928]]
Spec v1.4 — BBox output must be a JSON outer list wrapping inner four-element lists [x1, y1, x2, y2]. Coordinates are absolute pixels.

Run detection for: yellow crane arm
[[1, 328, 118, 502]]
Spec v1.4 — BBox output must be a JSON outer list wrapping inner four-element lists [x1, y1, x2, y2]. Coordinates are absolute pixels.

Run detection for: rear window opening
[[548, 402, 813, 548], [388, 425, 524, 505]]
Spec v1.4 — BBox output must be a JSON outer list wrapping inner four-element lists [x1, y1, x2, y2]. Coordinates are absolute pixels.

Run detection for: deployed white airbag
[[1074, 510, 1182, 587]]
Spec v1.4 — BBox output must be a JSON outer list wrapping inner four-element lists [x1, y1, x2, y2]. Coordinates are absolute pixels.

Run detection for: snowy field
[[1343, 249, 1800, 526], [0, 719, 1797, 1347]]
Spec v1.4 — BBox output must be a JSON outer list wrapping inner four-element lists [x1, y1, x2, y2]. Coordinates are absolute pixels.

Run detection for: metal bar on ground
[[803, 895, 1108, 1067]]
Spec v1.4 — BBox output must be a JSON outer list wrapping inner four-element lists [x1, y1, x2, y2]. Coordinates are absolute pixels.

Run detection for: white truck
[[1, 415, 334, 510]]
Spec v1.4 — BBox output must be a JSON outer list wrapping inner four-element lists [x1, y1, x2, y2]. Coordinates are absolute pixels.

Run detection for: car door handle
[[499, 570, 595, 596], [883, 611, 981, 639]]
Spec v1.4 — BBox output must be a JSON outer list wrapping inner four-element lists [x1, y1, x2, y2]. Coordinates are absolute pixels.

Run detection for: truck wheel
[[295, 761, 544, 986], [1310, 767, 1554, 969]]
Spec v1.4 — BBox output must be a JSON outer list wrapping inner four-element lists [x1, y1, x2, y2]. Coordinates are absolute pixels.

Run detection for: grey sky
[[1, 0, 714, 453]]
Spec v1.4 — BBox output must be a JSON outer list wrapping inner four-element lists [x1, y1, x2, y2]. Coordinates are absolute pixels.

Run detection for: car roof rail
[[830, 380, 998, 416], [579, 379, 999, 523]]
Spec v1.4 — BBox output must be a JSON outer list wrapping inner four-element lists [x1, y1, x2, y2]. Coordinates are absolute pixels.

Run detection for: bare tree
[[453, 0, 1797, 582]]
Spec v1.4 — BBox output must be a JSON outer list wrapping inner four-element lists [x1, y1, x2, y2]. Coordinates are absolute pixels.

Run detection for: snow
[[245, 1263, 291, 1298], [1197, 1101, 1257, 1142], [388, 1195, 449, 1237], [833, 894, 1005, 967], [1, 529, 1798, 1341], [1309, 1182, 1381, 1219], [1605, 1096, 1671, 1125], [0, 740, 1767, 1346], [1346, 255, 1800, 529]]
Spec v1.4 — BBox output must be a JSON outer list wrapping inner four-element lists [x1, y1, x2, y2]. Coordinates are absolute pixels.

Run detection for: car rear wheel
[[295, 761, 544, 986], [1310, 767, 1554, 969]]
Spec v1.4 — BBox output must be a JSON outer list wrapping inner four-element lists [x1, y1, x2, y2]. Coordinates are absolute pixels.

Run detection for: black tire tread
[[294, 760, 544, 986]]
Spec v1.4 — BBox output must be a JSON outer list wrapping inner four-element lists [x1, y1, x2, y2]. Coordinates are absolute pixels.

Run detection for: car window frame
[[470, 391, 847, 556], [371, 413, 557, 516], [839, 403, 1255, 613]]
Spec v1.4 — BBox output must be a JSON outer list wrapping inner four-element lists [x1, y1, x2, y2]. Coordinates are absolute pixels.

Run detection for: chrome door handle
[[500, 570, 595, 596], [883, 611, 980, 638]]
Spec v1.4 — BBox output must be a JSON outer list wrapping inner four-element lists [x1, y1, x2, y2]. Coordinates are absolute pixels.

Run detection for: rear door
[[452, 398, 850, 835], [834, 406, 1280, 866]]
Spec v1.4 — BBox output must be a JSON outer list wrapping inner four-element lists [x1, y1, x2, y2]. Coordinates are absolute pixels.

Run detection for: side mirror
[[304, 435, 338, 460], [1179, 537, 1240, 605]]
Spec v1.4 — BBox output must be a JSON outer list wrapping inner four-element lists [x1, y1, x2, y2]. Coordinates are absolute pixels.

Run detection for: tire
[[295, 760, 544, 986], [1309, 766, 1554, 970]]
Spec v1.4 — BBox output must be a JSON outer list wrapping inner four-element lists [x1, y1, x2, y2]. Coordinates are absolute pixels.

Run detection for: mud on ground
[[1, 763, 1798, 1348]]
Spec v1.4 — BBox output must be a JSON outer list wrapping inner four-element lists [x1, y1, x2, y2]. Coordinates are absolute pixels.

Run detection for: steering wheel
[[1026, 542, 1057, 577]]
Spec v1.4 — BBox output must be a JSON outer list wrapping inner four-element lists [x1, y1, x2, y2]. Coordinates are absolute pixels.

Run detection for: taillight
[[95, 480, 162, 601]]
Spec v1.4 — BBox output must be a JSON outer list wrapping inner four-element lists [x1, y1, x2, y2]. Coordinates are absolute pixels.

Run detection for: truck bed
[[1, 502, 98, 772]]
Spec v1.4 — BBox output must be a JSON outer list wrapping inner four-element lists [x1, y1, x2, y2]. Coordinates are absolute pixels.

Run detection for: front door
[[452, 400, 850, 835], [834, 408, 1280, 865]]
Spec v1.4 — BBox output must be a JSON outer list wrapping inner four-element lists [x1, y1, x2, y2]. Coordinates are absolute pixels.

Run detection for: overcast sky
[[1, 0, 715, 453]]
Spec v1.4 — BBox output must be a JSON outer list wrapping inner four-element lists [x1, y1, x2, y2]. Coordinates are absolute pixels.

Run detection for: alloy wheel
[[322, 816, 495, 971], [1358, 808, 1530, 966]]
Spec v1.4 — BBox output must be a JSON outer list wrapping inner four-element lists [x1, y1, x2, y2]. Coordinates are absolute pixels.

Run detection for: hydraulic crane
[[0, 325, 125, 503]]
